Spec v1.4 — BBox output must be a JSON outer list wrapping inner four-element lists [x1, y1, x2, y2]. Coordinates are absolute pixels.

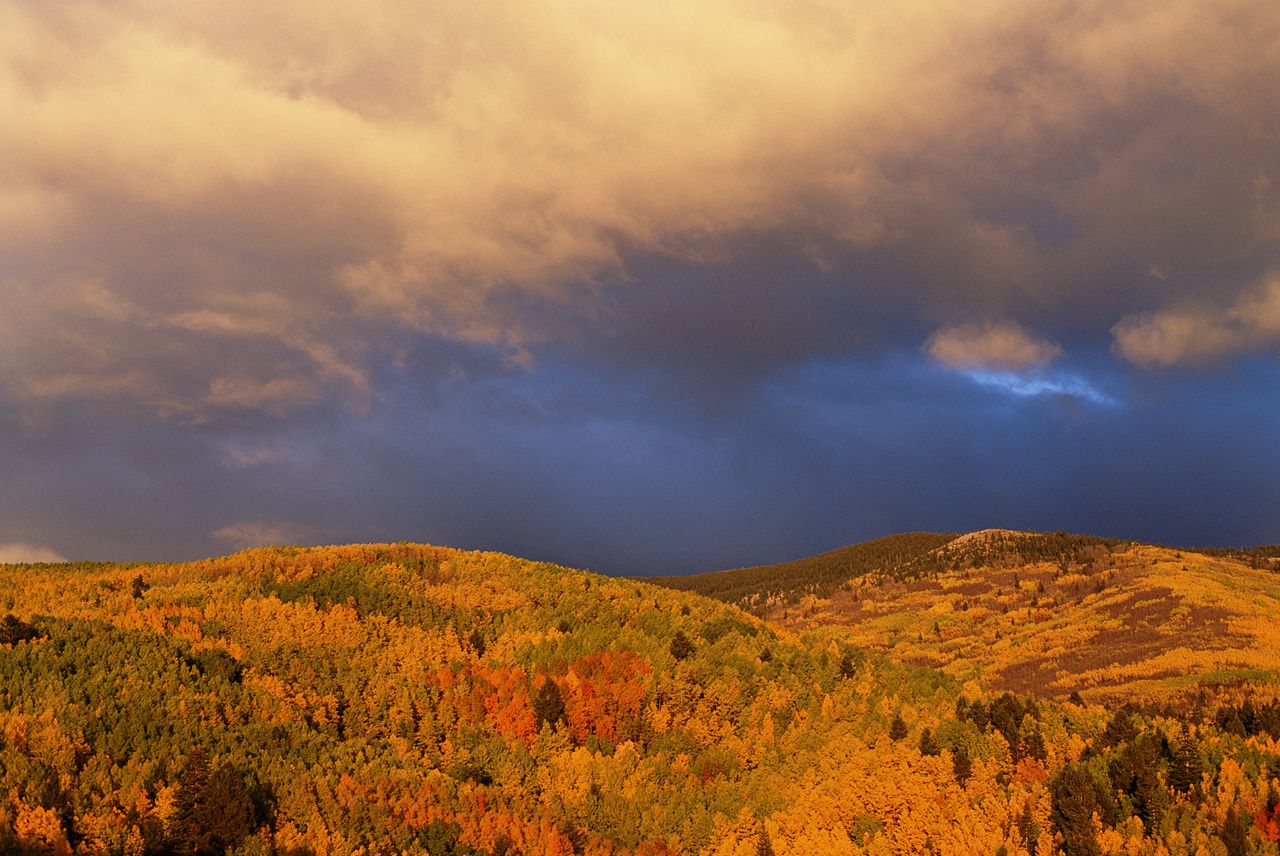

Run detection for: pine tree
[[1050, 764, 1110, 856], [952, 746, 973, 787], [533, 678, 566, 731], [1017, 799, 1039, 856], [1168, 736, 1202, 795], [669, 630, 695, 661], [170, 753, 257, 855], [889, 714, 908, 741]]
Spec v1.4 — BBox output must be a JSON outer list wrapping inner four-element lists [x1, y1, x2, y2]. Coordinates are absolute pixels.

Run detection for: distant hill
[[644, 532, 958, 612], [762, 533, 1280, 703]]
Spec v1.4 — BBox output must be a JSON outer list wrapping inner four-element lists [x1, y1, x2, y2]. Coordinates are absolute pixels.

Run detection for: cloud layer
[[1, 1, 1279, 568], [2, 0, 1278, 418]]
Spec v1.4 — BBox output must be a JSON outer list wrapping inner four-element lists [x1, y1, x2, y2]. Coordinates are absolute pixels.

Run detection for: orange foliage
[[560, 650, 651, 743], [476, 666, 538, 743], [14, 801, 72, 855], [1257, 804, 1280, 842]]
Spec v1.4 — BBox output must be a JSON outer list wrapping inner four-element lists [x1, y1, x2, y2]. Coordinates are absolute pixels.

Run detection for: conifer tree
[[533, 678, 566, 731], [669, 630, 695, 661]]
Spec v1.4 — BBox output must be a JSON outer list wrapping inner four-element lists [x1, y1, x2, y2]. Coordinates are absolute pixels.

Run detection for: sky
[[2, 0, 1279, 575]]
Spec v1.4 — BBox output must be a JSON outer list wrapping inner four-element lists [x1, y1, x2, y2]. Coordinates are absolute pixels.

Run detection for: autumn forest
[[2, 533, 1280, 854]]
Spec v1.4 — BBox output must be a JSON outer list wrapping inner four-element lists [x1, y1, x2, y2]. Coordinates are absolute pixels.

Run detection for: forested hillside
[[2, 543, 1280, 854], [646, 533, 958, 613]]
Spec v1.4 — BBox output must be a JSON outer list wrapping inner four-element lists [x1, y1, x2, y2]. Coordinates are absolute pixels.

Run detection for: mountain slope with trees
[[1, 542, 1279, 854]]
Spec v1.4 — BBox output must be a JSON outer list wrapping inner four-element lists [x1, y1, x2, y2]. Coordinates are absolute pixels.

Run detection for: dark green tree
[[533, 678, 566, 731], [669, 630, 695, 661], [1108, 734, 1168, 828], [888, 714, 908, 741], [1167, 736, 1202, 795], [0, 614, 40, 645], [171, 752, 257, 855], [1050, 764, 1103, 856], [1220, 806, 1250, 856], [952, 746, 973, 787], [1017, 799, 1040, 855]]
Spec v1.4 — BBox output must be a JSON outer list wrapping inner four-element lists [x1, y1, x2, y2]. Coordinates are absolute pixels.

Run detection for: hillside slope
[[2, 543, 1280, 854], [767, 532, 1280, 702], [645, 532, 958, 612]]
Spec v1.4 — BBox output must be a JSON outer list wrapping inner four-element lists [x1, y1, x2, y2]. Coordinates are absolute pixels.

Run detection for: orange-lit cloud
[[927, 322, 1061, 372], [1113, 272, 1280, 367], [1, 0, 1278, 420]]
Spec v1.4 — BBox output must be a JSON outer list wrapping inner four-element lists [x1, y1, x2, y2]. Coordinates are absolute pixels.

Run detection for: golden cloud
[[1, 0, 1276, 415], [1112, 272, 1280, 367], [927, 321, 1061, 372]]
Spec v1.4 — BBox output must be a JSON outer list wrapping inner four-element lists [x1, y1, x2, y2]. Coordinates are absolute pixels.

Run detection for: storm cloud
[[2, 1, 1279, 571]]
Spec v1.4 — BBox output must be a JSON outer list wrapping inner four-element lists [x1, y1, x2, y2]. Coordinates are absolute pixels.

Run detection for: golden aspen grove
[[2, 533, 1280, 854]]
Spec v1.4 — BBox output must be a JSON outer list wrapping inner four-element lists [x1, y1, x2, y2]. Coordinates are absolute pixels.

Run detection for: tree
[[1050, 764, 1104, 856], [171, 751, 257, 855], [1022, 728, 1048, 762], [889, 714, 908, 741], [669, 631, 695, 661], [1108, 734, 1167, 827], [468, 628, 486, 657], [196, 649, 242, 683], [533, 678, 566, 731], [1017, 799, 1040, 855], [130, 574, 149, 599], [952, 747, 973, 787], [919, 728, 940, 757], [1101, 708, 1137, 747], [1167, 735, 1202, 795], [1221, 806, 1250, 856]]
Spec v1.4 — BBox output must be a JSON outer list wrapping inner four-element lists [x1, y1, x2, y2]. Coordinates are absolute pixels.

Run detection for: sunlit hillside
[[744, 531, 1280, 703], [3, 543, 1280, 854]]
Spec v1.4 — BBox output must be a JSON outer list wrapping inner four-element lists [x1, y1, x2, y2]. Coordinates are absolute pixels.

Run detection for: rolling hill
[[652, 529, 1280, 703], [2, 540, 1280, 854]]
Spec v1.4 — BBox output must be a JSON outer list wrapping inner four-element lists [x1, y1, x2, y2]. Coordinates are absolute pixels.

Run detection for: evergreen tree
[[888, 714, 908, 741], [1168, 736, 1202, 795], [1050, 764, 1102, 856], [171, 752, 258, 855], [1017, 799, 1039, 855], [669, 630, 695, 661], [952, 746, 973, 787], [533, 678, 566, 731], [1221, 806, 1250, 856]]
